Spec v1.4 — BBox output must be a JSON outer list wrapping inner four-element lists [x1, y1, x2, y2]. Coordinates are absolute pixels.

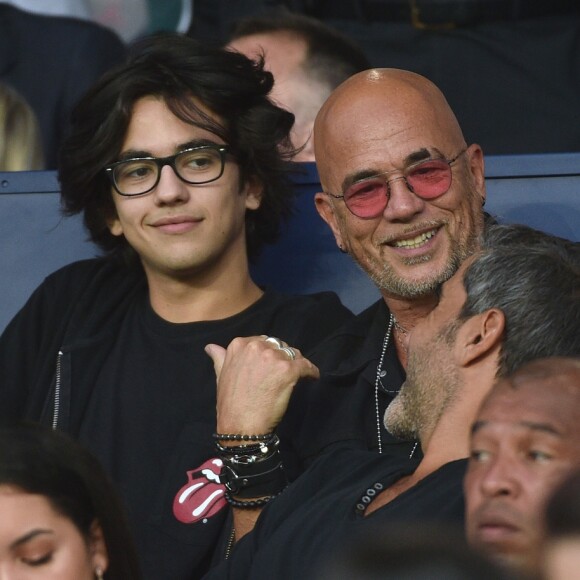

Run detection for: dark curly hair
[[58, 33, 296, 260]]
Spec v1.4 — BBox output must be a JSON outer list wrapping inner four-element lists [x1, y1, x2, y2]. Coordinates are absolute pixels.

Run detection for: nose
[[153, 164, 190, 205], [478, 457, 519, 499], [381, 175, 425, 221]]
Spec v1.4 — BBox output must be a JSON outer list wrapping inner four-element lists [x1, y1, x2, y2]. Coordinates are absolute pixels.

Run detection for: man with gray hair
[[205, 225, 580, 579]]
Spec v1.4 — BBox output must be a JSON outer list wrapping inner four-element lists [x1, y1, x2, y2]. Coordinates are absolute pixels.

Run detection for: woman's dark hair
[[0, 422, 141, 579], [58, 33, 296, 261]]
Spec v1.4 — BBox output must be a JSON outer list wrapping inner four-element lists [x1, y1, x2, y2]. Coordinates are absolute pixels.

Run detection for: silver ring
[[264, 336, 284, 349], [280, 346, 296, 361]]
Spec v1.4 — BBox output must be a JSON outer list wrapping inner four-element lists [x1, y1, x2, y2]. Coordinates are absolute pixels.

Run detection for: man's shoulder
[[44, 257, 141, 287], [307, 298, 387, 368], [37, 258, 145, 317], [259, 289, 355, 353]]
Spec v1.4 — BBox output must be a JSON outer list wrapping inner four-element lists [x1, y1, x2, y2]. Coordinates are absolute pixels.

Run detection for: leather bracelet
[[216, 435, 280, 460], [220, 449, 288, 499]]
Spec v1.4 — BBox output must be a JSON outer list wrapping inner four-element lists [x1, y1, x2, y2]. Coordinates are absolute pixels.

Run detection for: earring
[[95, 566, 104, 580], [338, 244, 347, 254]]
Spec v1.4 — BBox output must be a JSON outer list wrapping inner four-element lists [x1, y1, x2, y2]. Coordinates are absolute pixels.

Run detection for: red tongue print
[[172, 457, 227, 523]]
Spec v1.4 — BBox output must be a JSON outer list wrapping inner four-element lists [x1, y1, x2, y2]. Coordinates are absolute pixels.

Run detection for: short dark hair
[[229, 11, 370, 92], [0, 422, 141, 579], [460, 223, 580, 376], [59, 33, 296, 260]]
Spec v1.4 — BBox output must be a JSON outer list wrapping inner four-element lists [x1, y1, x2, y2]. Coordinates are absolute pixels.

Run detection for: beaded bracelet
[[224, 487, 286, 509], [213, 433, 273, 442]]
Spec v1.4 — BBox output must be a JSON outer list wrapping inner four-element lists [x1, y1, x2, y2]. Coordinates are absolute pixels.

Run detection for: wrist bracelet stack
[[214, 432, 288, 509]]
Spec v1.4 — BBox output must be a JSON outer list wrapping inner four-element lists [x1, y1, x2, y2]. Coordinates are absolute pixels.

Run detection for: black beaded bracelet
[[224, 488, 286, 509], [213, 433, 273, 442]]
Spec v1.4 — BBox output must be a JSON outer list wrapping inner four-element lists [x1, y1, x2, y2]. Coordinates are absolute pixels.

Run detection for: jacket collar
[[324, 299, 393, 378]]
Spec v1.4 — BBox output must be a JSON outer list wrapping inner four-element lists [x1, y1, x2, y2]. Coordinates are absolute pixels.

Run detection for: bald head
[[314, 69, 465, 188]]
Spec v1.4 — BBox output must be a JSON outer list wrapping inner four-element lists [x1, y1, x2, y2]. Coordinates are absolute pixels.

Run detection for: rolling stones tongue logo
[[172, 458, 227, 524]]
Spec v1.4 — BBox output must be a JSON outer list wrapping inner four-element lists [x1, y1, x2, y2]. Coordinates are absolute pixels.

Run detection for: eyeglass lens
[[113, 147, 224, 195], [344, 159, 453, 219]]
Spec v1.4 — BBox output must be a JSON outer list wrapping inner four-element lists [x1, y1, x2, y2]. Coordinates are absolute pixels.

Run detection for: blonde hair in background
[[0, 83, 44, 170]]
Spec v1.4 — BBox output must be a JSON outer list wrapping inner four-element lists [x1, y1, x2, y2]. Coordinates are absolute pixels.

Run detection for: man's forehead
[[317, 144, 446, 194], [474, 378, 580, 437]]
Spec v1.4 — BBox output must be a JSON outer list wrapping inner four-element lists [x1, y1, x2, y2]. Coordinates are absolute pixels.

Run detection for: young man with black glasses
[[0, 34, 351, 580]]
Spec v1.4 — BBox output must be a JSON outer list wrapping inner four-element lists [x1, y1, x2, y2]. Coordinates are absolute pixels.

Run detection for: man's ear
[[89, 520, 109, 574], [455, 308, 505, 367], [314, 192, 346, 251], [243, 175, 263, 210], [466, 143, 486, 207]]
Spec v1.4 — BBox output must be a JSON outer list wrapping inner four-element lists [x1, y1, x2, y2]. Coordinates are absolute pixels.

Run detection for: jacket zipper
[[52, 350, 63, 429]]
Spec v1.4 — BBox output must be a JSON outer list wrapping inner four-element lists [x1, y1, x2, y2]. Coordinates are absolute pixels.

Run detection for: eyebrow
[[339, 147, 441, 192], [471, 419, 563, 437], [117, 138, 224, 162], [11, 529, 54, 549]]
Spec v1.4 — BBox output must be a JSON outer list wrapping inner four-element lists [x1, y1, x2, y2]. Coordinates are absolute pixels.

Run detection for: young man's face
[[107, 96, 261, 284], [465, 368, 580, 574]]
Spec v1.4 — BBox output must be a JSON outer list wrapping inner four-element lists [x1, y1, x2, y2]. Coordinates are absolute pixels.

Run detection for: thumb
[[204, 343, 227, 380]]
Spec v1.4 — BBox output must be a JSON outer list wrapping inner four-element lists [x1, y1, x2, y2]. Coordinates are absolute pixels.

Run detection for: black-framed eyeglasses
[[325, 147, 468, 219], [104, 144, 231, 196]]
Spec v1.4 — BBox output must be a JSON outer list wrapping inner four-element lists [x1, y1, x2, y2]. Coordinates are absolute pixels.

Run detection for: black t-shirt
[[205, 449, 467, 580], [75, 287, 352, 580]]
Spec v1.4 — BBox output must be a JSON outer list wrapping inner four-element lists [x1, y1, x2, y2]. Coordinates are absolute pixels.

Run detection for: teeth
[[393, 229, 436, 249]]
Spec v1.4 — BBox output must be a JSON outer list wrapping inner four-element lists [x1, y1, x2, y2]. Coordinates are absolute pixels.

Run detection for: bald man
[[208, 68, 487, 481], [465, 357, 580, 577], [204, 225, 580, 579]]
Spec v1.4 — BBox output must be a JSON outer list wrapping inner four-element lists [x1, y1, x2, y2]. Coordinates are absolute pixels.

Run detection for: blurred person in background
[[0, 422, 141, 579], [317, 523, 514, 580], [0, 2, 126, 167], [226, 10, 370, 161], [190, 0, 580, 156], [0, 82, 43, 171]]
